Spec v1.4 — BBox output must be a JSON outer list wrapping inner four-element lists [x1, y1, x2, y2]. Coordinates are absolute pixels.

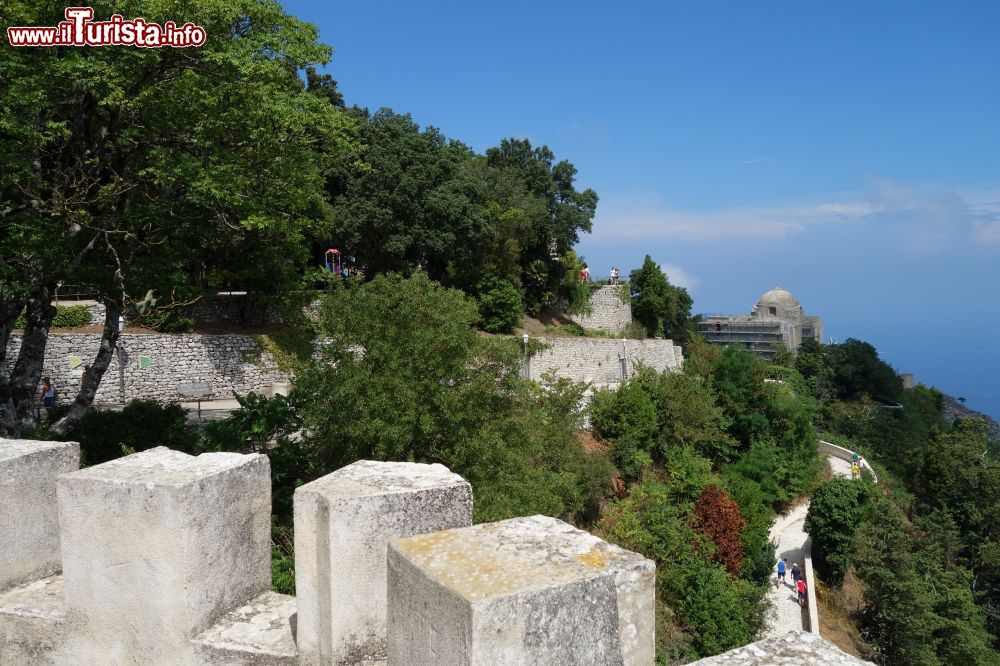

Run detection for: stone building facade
[[698, 286, 824, 360]]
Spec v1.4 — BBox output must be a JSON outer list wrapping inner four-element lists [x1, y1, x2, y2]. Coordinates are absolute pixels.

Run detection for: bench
[[177, 382, 214, 419]]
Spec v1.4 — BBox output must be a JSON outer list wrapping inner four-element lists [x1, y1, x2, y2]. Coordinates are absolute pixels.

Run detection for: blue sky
[[281, 0, 1000, 418]]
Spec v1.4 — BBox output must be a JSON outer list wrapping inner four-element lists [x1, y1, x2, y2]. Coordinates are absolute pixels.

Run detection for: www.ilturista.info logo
[[6, 7, 206, 48]]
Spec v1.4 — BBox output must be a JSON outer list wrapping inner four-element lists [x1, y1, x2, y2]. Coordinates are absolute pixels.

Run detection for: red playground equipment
[[324, 248, 342, 275]]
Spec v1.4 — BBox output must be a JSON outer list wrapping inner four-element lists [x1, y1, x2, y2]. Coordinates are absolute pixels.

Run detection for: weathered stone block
[[0, 438, 79, 592], [387, 515, 655, 666], [56, 447, 271, 664], [191, 591, 298, 666], [294, 460, 472, 665], [0, 574, 66, 664]]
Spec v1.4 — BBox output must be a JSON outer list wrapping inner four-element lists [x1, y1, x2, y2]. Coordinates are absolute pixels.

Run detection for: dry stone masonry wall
[[5, 333, 682, 406], [529, 336, 684, 386], [569, 284, 632, 334], [4, 333, 290, 405], [0, 439, 656, 665]]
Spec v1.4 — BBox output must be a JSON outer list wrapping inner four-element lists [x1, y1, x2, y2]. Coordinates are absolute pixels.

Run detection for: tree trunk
[[51, 301, 122, 436], [8, 284, 57, 435], [0, 292, 27, 435]]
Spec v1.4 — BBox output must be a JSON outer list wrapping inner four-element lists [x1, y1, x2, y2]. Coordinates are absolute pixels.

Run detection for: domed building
[[698, 285, 824, 359]]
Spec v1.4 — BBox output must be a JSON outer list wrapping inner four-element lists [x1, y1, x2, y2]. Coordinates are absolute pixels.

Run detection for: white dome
[[756, 285, 800, 310]]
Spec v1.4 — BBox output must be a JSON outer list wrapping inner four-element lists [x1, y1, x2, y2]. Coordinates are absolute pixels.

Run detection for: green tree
[[826, 338, 904, 402], [479, 139, 598, 315], [475, 278, 523, 333], [804, 477, 873, 583], [327, 108, 485, 280], [632, 367, 737, 463], [590, 382, 658, 480], [629, 256, 693, 340], [854, 504, 998, 665], [0, 0, 355, 435], [289, 273, 610, 523]]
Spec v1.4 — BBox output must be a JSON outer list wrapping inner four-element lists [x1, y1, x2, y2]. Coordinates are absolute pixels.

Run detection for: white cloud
[[659, 263, 699, 291], [590, 191, 863, 241], [589, 179, 1000, 251]]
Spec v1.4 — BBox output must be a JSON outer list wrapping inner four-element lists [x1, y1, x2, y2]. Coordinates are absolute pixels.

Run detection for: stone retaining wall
[[528, 336, 683, 385], [5, 333, 682, 406], [4, 333, 289, 405], [568, 284, 632, 334]]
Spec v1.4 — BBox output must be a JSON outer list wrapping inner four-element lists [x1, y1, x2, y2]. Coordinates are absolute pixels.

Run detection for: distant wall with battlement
[[568, 284, 632, 334]]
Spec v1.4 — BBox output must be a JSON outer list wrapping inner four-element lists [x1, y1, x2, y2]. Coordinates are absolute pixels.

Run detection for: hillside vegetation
[[4, 2, 997, 663]]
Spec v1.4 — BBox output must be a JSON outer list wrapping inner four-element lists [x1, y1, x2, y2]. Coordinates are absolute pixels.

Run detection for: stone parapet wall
[[4, 333, 289, 405], [0, 440, 654, 664], [802, 538, 820, 636], [529, 336, 683, 385], [569, 284, 632, 334], [692, 631, 872, 664], [818, 440, 878, 483]]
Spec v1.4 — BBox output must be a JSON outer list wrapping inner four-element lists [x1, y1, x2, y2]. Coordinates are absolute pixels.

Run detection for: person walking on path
[[791, 562, 801, 586], [797, 578, 807, 607], [776, 558, 787, 587], [851, 461, 860, 480]]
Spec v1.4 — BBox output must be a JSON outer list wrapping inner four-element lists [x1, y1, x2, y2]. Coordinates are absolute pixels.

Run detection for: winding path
[[763, 451, 855, 638]]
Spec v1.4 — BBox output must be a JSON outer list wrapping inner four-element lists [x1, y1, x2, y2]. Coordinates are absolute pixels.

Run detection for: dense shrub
[[135, 308, 195, 333], [15, 304, 92, 329], [598, 480, 769, 660], [475, 278, 523, 333], [803, 477, 873, 583], [261, 273, 612, 525], [68, 400, 199, 465]]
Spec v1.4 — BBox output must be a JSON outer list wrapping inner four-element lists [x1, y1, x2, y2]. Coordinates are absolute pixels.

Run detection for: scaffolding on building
[[697, 316, 791, 359]]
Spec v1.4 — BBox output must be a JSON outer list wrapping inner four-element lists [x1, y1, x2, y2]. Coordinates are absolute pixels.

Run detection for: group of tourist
[[776, 558, 808, 607], [577, 265, 623, 284]]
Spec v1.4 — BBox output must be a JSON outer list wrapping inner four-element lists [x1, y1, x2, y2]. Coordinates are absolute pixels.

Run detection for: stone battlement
[[0, 439, 656, 665], [568, 284, 632, 334]]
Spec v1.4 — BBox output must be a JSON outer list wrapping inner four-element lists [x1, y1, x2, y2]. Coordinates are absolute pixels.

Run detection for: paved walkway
[[97, 399, 242, 423], [764, 454, 853, 638], [765, 504, 810, 637]]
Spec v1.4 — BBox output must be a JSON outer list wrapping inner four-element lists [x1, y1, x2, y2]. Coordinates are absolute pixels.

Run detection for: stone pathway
[[764, 454, 853, 638], [764, 504, 810, 637]]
